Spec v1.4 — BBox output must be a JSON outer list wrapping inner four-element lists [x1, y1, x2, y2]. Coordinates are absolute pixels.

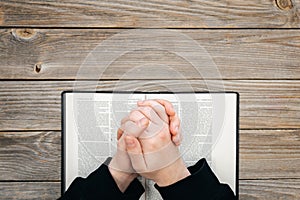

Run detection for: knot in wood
[[12, 29, 37, 41], [34, 62, 42, 73], [275, 0, 293, 10]]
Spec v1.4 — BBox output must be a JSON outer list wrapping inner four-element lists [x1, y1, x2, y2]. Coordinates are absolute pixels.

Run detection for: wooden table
[[0, 1, 300, 199]]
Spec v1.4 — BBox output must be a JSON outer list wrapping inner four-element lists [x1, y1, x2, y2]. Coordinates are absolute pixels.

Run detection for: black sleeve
[[155, 158, 236, 200], [59, 158, 145, 200]]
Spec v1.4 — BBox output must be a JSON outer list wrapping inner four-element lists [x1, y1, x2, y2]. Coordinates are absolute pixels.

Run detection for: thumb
[[125, 136, 147, 173]]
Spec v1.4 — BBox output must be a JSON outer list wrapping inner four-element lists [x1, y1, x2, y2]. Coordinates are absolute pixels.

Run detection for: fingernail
[[140, 117, 149, 126], [125, 137, 135, 147], [174, 126, 179, 132], [173, 135, 180, 143]]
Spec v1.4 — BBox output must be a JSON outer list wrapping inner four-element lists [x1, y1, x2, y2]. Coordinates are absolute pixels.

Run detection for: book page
[[210, 93, 237, 193], [64, 92, 237, 198], [65, 93, 145, 192]]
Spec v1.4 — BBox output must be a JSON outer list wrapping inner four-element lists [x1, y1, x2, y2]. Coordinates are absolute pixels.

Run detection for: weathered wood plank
[[0, 130, 299, 180], [1, 29, 300, 79], [0, 80, 299, 130], [0, 0, 299, 28], [0, 131, 61, 180], [0, 182, 61, 200], [240, 129, 300, 179], [239, 179, 300, 200], [0, 179, 299, 200]]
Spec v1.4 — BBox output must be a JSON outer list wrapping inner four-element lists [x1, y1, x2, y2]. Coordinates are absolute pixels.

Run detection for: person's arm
[[58, 158, 144, 200], [154, 158, 236, 200]]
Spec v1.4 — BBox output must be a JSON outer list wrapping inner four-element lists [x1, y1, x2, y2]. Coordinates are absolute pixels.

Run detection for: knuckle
[[148, 139, 158, 149], [129, 109, 137, 117], [159, 126, 170, 139], [159, 131, 170, 142], [130, 110, 144, 121], [143, 106, 152, 112]]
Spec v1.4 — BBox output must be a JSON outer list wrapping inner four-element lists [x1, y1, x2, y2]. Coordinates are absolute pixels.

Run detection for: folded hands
[[108, 99, 190, 192]]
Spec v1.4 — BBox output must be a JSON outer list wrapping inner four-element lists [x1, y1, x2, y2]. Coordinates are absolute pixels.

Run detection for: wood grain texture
[[0, 0, 299, 28], [0, 129, 299, 180], [0, 182, 61, 200], [0, 80, 299, 131], [0, 179, 299, 199], [239, 179, 300, 200], [1, 29, 300, 79], [0, 131, 61, 180], [1, 0, 299, 198], [240, 129, 300, 179]]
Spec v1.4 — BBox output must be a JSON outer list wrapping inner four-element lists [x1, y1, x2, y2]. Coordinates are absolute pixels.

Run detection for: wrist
[[108, 165, 137, 192], [154, 158, 190, 187]]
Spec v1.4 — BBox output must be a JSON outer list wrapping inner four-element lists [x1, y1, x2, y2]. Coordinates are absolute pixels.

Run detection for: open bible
[[62, 91, 239, 199]]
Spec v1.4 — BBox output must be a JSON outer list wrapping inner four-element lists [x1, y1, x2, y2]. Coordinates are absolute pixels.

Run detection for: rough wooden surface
[[1, 129, 299, 180], [1, 29, 300, 79], [0, 0, 299, 28], [240, 129, 300, 179], [1, 0, 300, 199], [0, 131, 61, 180], [0, 182, 61, 200], [239, 179, 300, 200], [0, 80, 299, 130]]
